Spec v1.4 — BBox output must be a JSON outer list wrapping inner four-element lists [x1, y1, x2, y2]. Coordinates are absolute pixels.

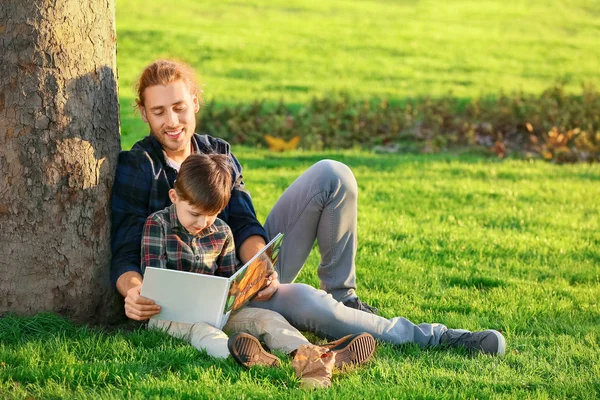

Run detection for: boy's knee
[[205, 345, 230, 359]]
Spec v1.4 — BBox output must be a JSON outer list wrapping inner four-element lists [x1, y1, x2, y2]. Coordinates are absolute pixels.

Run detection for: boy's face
[[169, 189, 218, 235], [139, 80, 199, 161]]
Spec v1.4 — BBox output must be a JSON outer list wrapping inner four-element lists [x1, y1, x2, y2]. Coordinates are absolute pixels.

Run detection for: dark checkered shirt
[[141, 204, 237, 277]]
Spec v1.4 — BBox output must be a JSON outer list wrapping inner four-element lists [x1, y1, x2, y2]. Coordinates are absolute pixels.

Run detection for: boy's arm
[[215, 226, 238, 277]]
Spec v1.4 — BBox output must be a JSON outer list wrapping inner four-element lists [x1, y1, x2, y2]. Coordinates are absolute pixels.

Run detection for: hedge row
[[198, 84, 600, 163]]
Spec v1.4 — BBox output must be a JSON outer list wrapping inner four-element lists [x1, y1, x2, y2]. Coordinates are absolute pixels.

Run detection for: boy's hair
[[174, 154, 232, 214], [135, 59, 202, 107]]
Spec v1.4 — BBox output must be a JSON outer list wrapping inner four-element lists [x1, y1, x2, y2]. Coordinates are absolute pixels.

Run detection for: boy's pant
[[148, 307, 310, 358]]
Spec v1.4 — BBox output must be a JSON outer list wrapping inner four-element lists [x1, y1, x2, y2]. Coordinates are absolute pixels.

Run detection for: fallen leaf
[[264, 134, 300, 152]]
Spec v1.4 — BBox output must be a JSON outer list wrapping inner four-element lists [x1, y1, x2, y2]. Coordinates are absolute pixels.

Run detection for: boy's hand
[[254, 270, 280, 301], [124, 285, 161, 321]]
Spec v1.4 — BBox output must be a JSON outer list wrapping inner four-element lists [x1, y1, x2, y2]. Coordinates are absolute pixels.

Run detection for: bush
[[198, 83, 600, 163]]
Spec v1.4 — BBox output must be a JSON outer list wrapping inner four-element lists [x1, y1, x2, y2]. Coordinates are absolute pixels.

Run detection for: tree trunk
[[0, 0, 122, 323]]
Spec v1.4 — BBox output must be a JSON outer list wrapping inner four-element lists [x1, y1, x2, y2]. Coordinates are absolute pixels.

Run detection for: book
[[141, 233, 284, 329]]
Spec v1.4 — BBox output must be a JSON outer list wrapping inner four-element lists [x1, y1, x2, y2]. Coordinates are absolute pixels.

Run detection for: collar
[[146, 134, 201, 169]]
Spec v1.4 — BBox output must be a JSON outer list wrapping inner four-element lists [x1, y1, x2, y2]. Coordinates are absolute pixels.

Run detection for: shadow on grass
[[0, 313, 256, 390]]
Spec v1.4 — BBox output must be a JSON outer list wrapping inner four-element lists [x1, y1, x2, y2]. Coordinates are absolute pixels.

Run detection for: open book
[[141, 233, 284, 329]]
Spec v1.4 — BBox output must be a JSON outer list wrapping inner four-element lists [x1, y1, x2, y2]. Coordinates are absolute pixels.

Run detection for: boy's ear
[[139, 106, 148, 123], [168, 189, 178, 204]]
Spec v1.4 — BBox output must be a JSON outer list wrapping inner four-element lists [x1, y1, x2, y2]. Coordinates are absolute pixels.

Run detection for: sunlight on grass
[[2, 151, 598, 398]]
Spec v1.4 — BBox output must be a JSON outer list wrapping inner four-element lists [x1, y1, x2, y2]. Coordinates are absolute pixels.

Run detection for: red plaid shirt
[[141, 204, 238, 277]]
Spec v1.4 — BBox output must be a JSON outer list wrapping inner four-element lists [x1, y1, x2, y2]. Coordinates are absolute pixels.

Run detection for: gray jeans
[[259, 160, 446, 347]]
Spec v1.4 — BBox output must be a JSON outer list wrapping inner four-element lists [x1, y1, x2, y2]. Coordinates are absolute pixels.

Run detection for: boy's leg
[[264, 160, 358, 302], [250, 283, 447, 347], [148, 319, 230, 358], [223, 307, 310, 354]]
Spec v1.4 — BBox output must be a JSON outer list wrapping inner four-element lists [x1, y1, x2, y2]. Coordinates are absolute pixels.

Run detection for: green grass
[[116, 0, 600, 148], [2, 151, 599, 398]]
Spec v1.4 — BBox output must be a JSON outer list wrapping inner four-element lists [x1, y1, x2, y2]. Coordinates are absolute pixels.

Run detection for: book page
[[224, 233, 284, 313]]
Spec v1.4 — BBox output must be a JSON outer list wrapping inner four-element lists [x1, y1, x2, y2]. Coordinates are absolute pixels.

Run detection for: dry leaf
[[526, 122, 534, 132], [493, 141, 506, 158], [264, 134, 300, 152]]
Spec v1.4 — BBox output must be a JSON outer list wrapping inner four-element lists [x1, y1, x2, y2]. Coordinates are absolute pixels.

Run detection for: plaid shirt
[[110, 134, 267, 286], [141, 204, 237, 277]]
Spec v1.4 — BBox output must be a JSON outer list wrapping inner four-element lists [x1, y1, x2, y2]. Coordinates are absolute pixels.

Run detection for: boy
[[141, 153, 375, 384]]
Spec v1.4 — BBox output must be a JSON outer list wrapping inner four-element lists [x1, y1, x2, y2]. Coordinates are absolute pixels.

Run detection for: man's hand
[[123, 285, 161, 321], [254, 270, 280, 301]]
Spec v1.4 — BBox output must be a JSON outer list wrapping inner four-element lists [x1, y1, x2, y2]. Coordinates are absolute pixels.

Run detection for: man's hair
[[135, 59, 202, 107], [174, 154, 232, 215]]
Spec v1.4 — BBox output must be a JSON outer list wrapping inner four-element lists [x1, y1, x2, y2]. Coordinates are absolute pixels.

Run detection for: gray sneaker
[[342, 297, 379, 315], [440, 329, 506, 356]]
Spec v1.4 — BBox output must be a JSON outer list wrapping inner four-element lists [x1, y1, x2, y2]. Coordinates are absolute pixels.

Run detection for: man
[[110, 59, 506, 356]]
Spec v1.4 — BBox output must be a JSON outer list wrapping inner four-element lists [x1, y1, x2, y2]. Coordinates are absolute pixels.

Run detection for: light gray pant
[[149, 307, 310, 358], [250, 283, 446, 347], [261, 160, 447, 347], [264, 159, 358, 301]]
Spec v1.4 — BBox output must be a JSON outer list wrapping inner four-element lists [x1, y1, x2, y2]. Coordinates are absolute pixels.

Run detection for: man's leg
[[264, 160, 359, 302], [250, 284, 447, 347]]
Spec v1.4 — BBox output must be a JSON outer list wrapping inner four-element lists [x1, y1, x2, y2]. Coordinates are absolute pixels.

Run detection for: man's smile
[[165, 128, 184, 138]]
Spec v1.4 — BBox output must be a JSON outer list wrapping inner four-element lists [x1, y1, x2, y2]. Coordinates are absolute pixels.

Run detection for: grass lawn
[[116, 0, 600, 148], [2, 150, 599, 398]]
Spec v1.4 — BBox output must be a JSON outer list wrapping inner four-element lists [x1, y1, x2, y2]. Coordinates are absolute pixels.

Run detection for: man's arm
[[111, 151, 162, 320], [203, 137, 269, 257], [117, 271, 161, 321], [238, 234, 267, 264], [111, 152, 149, 285], [198, 135, 277, 298], [240, 235, 280, 301]]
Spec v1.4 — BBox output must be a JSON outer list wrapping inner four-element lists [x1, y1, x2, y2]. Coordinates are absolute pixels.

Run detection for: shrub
[[198, 83, 600, 163]]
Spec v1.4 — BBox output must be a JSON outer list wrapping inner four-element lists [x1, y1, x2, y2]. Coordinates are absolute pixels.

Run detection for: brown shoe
[[227, 333, 281, 368], [322, 333, 376, 368], [292, 344, 335, 389]]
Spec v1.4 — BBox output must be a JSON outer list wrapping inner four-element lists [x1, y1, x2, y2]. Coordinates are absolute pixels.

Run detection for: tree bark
[[0, 0, 122, 323]]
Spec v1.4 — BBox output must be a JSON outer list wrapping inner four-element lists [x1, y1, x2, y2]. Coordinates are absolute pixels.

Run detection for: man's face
[[169, 189, 218, 235], [140, 80, 199, 159]]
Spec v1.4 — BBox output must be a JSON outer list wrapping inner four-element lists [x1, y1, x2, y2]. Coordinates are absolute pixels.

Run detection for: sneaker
[[292, 345, 336, 389], [322, 332, 376, 368], [440, 329, 506, 356], [342, 297, 379, 315], [227, 332, 281, 368]]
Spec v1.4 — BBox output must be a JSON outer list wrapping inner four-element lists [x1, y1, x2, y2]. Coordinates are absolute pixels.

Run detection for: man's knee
[[312, 160, 358, 199]]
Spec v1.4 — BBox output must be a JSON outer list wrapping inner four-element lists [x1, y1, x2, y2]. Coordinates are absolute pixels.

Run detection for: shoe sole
[[331, 333, 376, 368], [227, 333, 281, 368]]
